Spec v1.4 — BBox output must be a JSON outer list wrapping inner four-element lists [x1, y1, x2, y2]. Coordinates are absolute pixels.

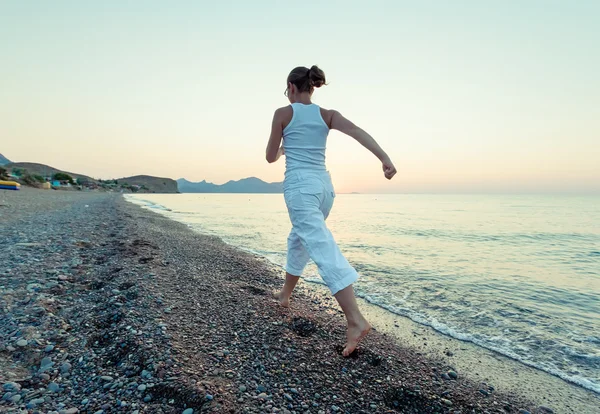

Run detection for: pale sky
[[1, 1, 599, 194]]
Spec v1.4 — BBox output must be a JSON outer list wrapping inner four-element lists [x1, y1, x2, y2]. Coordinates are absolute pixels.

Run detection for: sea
[[125, 193, 600, 394]]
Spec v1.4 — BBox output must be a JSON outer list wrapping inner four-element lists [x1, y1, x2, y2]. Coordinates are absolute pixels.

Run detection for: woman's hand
[[382, 157, 397, 180]]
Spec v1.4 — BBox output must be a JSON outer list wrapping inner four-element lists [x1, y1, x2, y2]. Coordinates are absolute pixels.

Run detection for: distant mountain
[[118, 175, 178, 194], [177, 177, 283, 193], [0, 153, 12, 165]]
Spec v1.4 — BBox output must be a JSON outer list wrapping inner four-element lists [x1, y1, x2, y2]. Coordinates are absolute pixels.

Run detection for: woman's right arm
[[329, 110, 397, 180]]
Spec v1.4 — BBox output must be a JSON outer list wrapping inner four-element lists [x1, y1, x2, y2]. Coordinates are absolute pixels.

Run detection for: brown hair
[[287, 65, 327, 93]]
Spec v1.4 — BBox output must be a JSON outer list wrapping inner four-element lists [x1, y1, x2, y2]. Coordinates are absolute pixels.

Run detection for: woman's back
[[283, 103, 330, 176]]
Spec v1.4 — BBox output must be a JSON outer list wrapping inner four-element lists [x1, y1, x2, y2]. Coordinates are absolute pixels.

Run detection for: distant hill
[[5, 162, 178, 193], [6, 162, 97, 182], [118, 175, 178, 193], [178, 177, 283, 193], [0, 153, 12, 165]]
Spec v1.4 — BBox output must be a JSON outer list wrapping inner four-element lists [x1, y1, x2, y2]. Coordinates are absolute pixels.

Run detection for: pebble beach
[[0, 188, 593, 413]]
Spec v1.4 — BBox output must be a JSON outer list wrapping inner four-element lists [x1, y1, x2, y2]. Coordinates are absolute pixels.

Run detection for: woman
[[266, 65, 397, 356]]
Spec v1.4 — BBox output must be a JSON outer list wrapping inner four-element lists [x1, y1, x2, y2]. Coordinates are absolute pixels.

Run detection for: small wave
[[355, 294, 600, 394], [562, 346, 600, 368], [124, 195, 172, 212], [398, 227, 599, 246]]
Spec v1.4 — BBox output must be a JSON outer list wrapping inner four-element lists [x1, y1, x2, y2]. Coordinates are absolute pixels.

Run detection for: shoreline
[[296, 282, 600, 413], [126, 193, 600, 413], [120, 195, 600, 396], [212, 245, 600, 413], [0, 188, 597, 413]]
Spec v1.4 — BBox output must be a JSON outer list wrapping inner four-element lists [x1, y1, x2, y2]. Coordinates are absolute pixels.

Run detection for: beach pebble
[[518, 410, 531, 414], [3, 382, 21, 392], [60, 362, 72, 373], [27, 283, 43, 292], [441, 398, 453, 406], [331, 405, 340, 412], [137, 384, 147, 392], [48, 382, 60, 393], [40, 357, 54, 371], [10, 394, 22, 404], [32, 397, 46, 405], [81, 399, 89, 405], [182, 409, 193, 414], [258, 392, 268, 399], [16, 339, 28, 347], [239, 385, 246, 392], [538, 407, 554, 414], [284, 393, 293, 401], [257, 385, 267, 392], [479, 389, 490, 396], [45, 345, 55, 352], [205, 394, 213, 401], [100, 376, 113, 381], [447, 370, 458, 379]]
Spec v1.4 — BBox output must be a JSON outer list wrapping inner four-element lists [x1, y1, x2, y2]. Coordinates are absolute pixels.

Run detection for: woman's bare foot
[[272, 291, 290, 308], [333, 285, 371, 356], [273, 273, 300, 308], [343, 318, 371, 357]]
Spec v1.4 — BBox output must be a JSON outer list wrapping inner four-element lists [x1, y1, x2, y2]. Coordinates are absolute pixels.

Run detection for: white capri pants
[[283, 170, 359, 295]]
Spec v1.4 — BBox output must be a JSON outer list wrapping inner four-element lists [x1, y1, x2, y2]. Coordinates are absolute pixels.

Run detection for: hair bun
[[307, 65, 326, 88], [287, 65, 327, 93]]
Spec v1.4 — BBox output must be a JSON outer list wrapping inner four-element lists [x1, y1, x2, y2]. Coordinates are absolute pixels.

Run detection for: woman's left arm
[[266, 108, 285, 163]]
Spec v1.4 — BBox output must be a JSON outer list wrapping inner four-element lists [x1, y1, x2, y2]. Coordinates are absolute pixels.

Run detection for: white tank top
[[283, 103, 330, 177]]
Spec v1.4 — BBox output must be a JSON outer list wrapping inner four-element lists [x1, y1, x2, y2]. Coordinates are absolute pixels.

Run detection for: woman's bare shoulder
[[319, 106, 339, 128], [274, 105, 294, 125]]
